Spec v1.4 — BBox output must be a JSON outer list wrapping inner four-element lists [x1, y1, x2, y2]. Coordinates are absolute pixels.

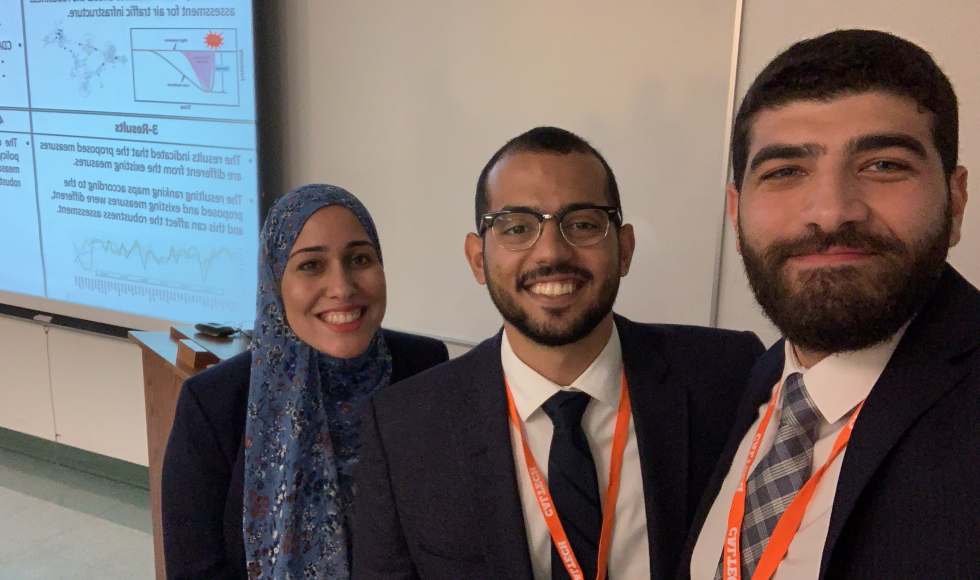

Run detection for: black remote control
[[195, 322, 237, 338]]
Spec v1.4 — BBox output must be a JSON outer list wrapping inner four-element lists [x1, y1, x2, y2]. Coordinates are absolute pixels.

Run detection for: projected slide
[[0, 1, 260, 326]]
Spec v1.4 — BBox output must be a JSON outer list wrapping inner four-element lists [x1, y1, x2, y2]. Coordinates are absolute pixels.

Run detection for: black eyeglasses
[[479, 205, 621, 251]]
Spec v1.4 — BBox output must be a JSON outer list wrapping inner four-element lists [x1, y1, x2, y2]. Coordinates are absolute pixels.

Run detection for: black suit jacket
[[352, 315, 764, 580], [162, 329, 449, 580], [679, 265, 980, 579]]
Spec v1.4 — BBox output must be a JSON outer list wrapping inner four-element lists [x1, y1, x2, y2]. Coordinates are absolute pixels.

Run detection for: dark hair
[[474, 126, 621, 229], [731, 29, 958, 190]]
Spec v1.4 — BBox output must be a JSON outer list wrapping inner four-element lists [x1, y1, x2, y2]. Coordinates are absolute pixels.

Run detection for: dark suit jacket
[[161, 329, 449, 580], [352, 315, 764, 580], [679, 265, 980, 579]]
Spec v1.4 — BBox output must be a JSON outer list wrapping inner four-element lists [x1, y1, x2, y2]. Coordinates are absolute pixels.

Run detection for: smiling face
[[729, 91, 968, 356], [464, 151, 634, 347], [280, 205, 387, 358]]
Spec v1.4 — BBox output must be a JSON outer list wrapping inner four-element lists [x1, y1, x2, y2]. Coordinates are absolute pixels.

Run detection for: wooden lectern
[[129, 326, 250, 580]]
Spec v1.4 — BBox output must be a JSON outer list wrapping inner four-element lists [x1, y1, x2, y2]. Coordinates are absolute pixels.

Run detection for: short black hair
[[474, 126, 621, 229], [731, 29, 958, 190]]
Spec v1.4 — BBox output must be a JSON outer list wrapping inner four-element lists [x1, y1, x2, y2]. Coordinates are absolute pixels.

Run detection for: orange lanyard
[[505, 370, 631, 580], [721, 380, 864, 580]]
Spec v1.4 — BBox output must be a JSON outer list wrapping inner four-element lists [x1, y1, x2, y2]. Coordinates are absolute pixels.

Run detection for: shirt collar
[[501, 325, 623, 422], [781, 324, 908, 424]]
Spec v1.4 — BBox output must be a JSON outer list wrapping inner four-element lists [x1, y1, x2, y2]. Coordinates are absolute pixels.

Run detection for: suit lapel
[[679, 344, 784, 579], [820, 266, 980, 577], [452, 332, 534, 580], [616, 317, 675, 579]]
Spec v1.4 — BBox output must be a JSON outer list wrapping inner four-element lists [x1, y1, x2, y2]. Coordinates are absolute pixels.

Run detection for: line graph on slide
[[73, 238, 239, 295], [131, 28, 239, 106]]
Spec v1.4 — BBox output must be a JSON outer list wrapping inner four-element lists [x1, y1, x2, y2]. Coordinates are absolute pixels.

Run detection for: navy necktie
[[542, 390, 602, 580]]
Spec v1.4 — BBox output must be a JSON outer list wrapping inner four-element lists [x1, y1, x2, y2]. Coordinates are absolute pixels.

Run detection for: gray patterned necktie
[[715, 372, 824, 580]]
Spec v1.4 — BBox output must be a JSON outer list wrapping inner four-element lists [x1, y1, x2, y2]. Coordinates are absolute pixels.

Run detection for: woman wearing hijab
[[161, 184, 449, 580]]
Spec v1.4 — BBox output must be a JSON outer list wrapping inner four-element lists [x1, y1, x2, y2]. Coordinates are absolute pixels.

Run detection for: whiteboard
[[275, 0, 741, 344]]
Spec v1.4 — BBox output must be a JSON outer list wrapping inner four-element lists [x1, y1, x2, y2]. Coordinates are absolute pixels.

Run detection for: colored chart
[[131, 28, 239, 107]]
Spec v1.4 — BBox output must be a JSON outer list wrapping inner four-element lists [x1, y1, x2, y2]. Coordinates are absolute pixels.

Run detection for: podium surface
[[129, 326, 249, 580]]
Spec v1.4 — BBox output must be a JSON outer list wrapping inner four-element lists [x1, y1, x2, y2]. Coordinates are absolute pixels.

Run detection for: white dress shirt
[[502, 326, 650, 580], [690, 330, 906, 580]]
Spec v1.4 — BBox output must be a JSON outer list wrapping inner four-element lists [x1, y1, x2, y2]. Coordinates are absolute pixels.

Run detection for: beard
[[739, 207, 951, 355], [485, 260, 620, 347]]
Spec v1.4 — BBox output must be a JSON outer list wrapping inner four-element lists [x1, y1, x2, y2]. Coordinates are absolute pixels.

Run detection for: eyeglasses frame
[[478, 204, 623, 251]]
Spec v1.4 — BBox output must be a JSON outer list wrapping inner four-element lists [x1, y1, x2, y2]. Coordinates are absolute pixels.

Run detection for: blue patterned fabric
[[244, 184, 392, 580]]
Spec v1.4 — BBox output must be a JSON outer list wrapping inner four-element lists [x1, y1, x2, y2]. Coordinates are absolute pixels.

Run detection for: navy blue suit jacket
[[162, 329, 449, 580], [679, 265, 980, 579], [352, 315, 764, 580]]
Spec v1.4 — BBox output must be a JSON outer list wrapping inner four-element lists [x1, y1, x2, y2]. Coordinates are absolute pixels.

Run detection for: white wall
[[0, 315, 148, 466], [46, 328, 148, 465], [0, 317, 55, 440], [716, 0, 980, 345], [272, 0, 741, 344]]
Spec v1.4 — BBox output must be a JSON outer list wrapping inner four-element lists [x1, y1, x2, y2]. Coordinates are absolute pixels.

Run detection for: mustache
[[516, 263, 593, 290], [764, 224, 905, 264]]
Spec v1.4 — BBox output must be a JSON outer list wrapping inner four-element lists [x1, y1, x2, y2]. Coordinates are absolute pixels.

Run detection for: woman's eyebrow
[[288, 240, 375, 260], [288, 245, 327, 260]]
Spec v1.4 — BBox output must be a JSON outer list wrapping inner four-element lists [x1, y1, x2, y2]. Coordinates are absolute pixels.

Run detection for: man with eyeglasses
[[352, 126, 764, 580]]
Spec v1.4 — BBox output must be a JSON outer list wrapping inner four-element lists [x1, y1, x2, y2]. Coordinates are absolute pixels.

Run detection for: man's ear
[[726, 182, 742, 254], [948, 166, 969, 248], [464, 232, 488, 285], [617, 223, 635, 276]]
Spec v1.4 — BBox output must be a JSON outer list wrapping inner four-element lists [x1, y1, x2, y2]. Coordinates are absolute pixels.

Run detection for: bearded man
[[684, 29, 979, 580], [353, 126, 763, 580]]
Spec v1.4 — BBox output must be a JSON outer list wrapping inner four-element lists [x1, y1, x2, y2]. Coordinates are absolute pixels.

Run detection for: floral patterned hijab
[[244, 184, 392, 580]]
